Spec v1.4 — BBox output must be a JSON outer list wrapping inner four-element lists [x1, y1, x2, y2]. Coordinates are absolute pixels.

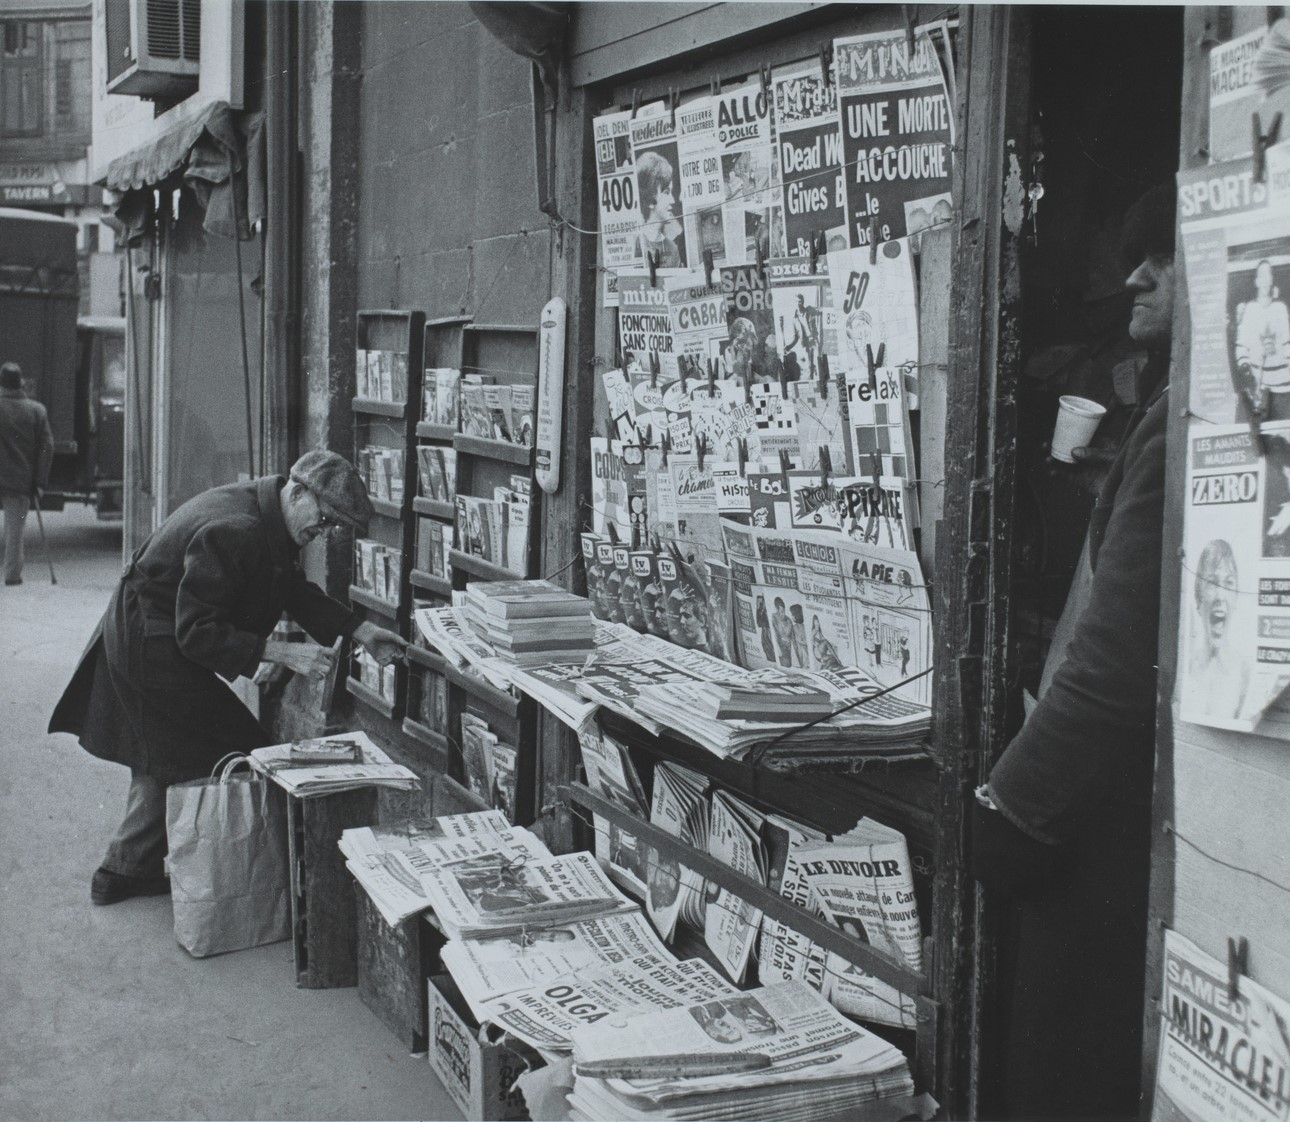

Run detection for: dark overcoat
[[49, 476, 359, 784], [971, 376, 1169, 1120]]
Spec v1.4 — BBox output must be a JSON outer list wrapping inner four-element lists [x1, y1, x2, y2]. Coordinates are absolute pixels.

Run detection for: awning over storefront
[[102, 99, 264, 244]]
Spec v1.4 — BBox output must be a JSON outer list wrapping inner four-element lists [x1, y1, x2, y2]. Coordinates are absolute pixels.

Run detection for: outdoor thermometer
[[535, 296, 567, 494]]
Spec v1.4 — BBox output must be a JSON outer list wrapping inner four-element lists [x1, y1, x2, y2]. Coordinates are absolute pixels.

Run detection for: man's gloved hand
[[1069, 443, 1116, 497], [353, 620, 409, 666]]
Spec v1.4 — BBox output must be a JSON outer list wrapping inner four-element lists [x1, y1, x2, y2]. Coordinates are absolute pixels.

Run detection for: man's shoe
[[91, 867, 170, 906], [4, 578, 20, 586]]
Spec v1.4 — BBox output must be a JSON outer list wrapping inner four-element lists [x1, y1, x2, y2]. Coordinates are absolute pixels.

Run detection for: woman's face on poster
[[651, 178, 675, 222]]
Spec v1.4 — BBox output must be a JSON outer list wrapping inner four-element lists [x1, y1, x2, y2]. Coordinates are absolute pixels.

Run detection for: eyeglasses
[[309, 490, 347, 532]]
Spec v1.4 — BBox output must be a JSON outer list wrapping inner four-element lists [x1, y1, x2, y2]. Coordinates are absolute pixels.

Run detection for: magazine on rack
[[704, 790, 769, 982], [793, 817, 923, 1028]]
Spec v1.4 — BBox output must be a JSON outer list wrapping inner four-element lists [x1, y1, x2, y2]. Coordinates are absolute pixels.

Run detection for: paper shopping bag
[[165, 756, 291, 958]]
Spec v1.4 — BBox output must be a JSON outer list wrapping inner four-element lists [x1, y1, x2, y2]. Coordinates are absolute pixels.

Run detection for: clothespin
[[1228, 936, 1248, 1002], [818, 352, 831, 399], [606, 520, 620, 545], [661, 431, 671, 468], [903, 5, 918, 55], [630, 89, 640, 119], [706, 358, 717, 397], [819, 445, 832, 490], [710, 74, 722, 99], [778, 357, 789, 397], [868, 218, 880, 264], [1252, 112, 1283, 183], [703, 248, 715, 288], [819, 42, 833, 88], [679, 356, 688, 396], [668, 87, 680, 128], [631, 523, 641, 551], [755, 239, 767, 280], [865, 342, 885, 392], [870, 449, 883, 492], [648, 249, 660, 287], [641, 423, 653, 452], [759, 64, 772, 102], [606, 407, 617, 440], [736, 437, 748, 477], [649, 350, 660, 388], [809, 229, 822, 273], [696, 433, 708, 471], [778, 449, 792, 475]]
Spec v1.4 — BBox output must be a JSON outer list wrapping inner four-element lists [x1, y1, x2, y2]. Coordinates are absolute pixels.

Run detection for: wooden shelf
[[348, 585, 400, 619], [452, 434, 533, 466], [442, 659, 520, 720], [402, 717, 450, 754], [352, 397, 407, 418], [416, 421, 457, 441], [406, 645, 449, 675], [346, 676, 397, 718], [448, 548, 524, 583], [370, 496, 403, 519], [412, 496, 455, 519], [409, 569, 452, 597], [463, 323, 537, 335]]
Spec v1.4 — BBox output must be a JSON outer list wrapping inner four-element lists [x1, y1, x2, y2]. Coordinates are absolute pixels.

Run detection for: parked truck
[[0, 207, 124, 519]]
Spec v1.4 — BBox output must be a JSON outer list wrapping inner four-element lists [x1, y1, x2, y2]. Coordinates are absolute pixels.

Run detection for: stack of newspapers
[[566, 981, 919, 1121], [462, 579, 596, 667], [339, 810, 549, 927], [248, 732, 419, 797]]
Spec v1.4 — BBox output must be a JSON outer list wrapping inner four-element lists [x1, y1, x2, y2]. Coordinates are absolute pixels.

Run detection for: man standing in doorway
[[0, 362, 54, 586], [971, 184, 1176, 1121]]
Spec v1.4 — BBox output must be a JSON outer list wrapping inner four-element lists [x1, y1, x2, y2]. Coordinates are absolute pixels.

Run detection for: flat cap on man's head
[[0, 362, 21, 390], [289, 449, 373, 533], [1121, 183, 1176, 267]]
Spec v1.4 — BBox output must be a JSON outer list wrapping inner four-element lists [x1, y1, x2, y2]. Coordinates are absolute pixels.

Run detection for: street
[[0, 505, 458, 1122]]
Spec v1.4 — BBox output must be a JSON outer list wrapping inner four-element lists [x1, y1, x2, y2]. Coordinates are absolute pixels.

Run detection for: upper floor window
[[2, 21, 43, 138]]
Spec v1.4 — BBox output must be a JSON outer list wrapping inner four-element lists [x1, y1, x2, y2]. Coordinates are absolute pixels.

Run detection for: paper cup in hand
[[1051, 395, 1107, 463]]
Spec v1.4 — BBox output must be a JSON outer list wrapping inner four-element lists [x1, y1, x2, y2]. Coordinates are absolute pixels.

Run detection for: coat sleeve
[[986, 397, 1168, 850], [284, 567, 362, 646], [174, 521, 268, 680]]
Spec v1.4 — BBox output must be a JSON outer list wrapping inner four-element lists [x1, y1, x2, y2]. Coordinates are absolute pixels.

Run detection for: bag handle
[[212, 753, 253, 784]]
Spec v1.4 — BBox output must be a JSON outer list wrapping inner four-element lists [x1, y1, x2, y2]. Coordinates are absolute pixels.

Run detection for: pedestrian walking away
[[48, 450, 408, 906], [0, 361, 55, 586]]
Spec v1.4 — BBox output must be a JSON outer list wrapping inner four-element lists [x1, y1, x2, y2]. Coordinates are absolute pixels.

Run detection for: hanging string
[[1165, 822, 1290, 899]]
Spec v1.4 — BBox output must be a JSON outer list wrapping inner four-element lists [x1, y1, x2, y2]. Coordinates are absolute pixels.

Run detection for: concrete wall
[[355, 2, 550, 325]]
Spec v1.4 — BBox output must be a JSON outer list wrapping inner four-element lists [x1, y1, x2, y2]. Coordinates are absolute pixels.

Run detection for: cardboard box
[[428, 973, 531, 1120]]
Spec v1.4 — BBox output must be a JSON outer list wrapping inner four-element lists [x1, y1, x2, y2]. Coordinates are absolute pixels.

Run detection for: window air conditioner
[[104, 0, 200, 99]]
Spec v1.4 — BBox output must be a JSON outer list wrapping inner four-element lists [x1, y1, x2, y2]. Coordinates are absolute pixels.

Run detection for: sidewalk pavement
[[0, 505, 461, 1122]]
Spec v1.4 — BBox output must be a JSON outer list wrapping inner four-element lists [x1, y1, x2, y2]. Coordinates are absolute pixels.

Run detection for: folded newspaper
[[248, 731, 419, 797], [442, 909, 675, 1022], [567, 981, 917, 1120], [402, 849, 638, 940], [339, 811, 550, 927]]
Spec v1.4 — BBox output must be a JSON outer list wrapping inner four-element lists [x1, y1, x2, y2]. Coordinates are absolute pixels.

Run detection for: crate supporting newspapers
[[355, 884, 446, 1052], [428, 972, 536, 1121], [286, 787, 378, 988], [562, 781, 940, 1094]]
